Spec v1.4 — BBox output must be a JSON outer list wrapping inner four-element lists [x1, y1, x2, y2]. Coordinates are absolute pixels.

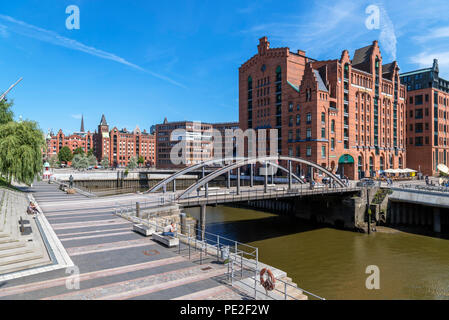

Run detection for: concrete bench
[[152, 232, 179, 247], [133, 224, 155, 237]]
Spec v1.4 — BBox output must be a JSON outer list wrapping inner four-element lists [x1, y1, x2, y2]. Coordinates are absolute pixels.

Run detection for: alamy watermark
[[168, 121, 279, 172], [65, 265, 80, 290], [66, 5, 80, 30], [365, 265, 380, 290]]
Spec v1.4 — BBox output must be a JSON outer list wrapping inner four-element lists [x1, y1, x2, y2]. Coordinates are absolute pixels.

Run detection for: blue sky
[[1, 0, 449, 134]]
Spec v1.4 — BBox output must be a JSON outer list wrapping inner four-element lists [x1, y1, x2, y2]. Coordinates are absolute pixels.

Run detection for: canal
[[184, 205, 449, 300]]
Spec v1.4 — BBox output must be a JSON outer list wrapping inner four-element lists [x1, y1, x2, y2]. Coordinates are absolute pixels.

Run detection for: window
[[306, 113, 312, 124], [321, 112, 325, 124], [296, 129, 300, 140], [409, 110, 413, 118], [409, 97, 413, 104], [289, 116, 293, 126], [321, 146, 326, 158], [415, 109, 423, 119], [306, 146, 312, 157], [296, 114, 300, 125], [415, 136, 423, 146], [321, 127, 325, 138], [331, 120, 335, 133], [306, 128, 312, 139], [415, 123, 423, 133], [289, 102, 293, 112], [415, 95, 423, 105], [331, 138, 335, 150]]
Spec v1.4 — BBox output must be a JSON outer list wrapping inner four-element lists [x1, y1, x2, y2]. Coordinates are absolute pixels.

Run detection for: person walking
[[69, 174, 74, 189]]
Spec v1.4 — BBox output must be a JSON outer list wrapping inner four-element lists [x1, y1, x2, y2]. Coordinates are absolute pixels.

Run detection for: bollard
[[136, 202, 140, 218]]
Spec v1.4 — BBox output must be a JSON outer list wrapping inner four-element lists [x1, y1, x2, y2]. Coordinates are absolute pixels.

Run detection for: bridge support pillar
[[250, 164, 254, 188], [200, 205, 206, 240], [180, 212, 186, 235], [390, 203, 395, 225], [227, 171, 230, 189], [433, 207, 441, 233], [288, 160, 292, 190], [237, 167, 241, 195], [173, 179, 176, 193]]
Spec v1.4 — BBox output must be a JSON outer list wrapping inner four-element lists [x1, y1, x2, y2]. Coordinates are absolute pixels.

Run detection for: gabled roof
[[100, 114, 107, 126], [352, 44, 373, 72], [313, 70, 328, 92]]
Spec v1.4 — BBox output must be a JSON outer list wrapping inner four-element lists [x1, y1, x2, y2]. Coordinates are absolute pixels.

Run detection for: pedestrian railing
[[114, 202, 325, 300], [178, 185, 360, 207], [397, 184, 449, 195]]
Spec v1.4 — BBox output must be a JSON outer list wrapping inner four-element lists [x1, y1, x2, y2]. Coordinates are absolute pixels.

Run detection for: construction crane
[[0, 77, 23, 102]]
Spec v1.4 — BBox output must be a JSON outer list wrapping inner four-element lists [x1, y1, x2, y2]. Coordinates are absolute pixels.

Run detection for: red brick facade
[[239, 37, 407, 179], [46, 115, 156, 168]]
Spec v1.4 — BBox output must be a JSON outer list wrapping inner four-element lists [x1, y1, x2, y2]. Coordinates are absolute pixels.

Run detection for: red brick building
[[46, 114, 156, 168], [94, 115, 156, 168], [239, 37, 407, 180], [401, 59, 449, 175], [45, 115, 94, 158]]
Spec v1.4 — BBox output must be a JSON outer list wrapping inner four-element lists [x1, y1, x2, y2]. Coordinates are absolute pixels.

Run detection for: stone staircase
[[0, 188, 51, 275]]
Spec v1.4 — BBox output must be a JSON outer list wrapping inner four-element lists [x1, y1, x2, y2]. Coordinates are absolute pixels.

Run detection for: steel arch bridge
[[147, 156, 306, 194], [148, 156, 345, 199]]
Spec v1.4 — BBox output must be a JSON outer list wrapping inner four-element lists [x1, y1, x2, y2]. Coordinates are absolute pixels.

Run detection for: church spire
[[80, 114, 85, 132]]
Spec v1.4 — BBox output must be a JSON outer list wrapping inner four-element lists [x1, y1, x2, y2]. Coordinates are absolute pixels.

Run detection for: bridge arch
[[147, 156, 305, 193], [177, 156, 345, 200]]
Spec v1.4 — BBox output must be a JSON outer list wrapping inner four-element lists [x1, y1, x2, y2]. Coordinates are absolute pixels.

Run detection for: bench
[[133, 224, 155, 237], [152, 232, 179, 247]]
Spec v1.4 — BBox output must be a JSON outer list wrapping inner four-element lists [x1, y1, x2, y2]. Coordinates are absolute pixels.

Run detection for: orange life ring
[[260, 268, 275, 291]]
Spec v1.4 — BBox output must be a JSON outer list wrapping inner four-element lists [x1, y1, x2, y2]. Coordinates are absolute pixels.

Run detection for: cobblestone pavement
[[0, 182, 246, 300]]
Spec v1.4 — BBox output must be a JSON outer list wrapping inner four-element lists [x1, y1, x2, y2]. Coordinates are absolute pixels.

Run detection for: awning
[[338, 154, 354, 164]]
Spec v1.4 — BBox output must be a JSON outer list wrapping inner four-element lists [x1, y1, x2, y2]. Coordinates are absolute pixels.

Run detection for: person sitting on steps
[[27, 201, 39, 215], [162, 222, 176, 237]]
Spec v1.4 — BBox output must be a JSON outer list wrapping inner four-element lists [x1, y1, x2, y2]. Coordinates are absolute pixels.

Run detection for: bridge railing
[[178, 184, 359, 207], [397, 183, 449, 195]]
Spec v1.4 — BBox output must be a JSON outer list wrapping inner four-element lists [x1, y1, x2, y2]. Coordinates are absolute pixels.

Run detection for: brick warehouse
[[45, 114, 156, 168], [239, 37, 407, 180], [401, 59, 449, 176]]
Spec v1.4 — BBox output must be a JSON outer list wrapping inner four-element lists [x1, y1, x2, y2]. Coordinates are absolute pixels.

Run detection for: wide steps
[[0, 254, 51, 275], [0, 250, 44, 267], [0, 246, 35, 259], [0, 240, 27, 251]]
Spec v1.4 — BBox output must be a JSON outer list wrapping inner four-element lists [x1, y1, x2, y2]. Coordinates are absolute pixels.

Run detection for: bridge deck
[[177, 185, 361, 207]]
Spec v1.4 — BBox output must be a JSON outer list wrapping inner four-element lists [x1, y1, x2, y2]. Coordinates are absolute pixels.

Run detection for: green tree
[[0, 120, 45, 185], [87, 148, 94, 157], [48, 154, 59, 168], [58, 146, 73, 164], [0, 100, 14, 125], [72, 154, 89, 171], [87, 154, 97, 167], [73, 147, 85, 156], [127, 156, 137, 170], [100, 157, 109, 168], [137, 156, 144, 167]]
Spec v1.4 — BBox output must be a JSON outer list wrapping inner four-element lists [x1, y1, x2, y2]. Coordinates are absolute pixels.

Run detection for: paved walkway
[[0, 182, 247, 300]]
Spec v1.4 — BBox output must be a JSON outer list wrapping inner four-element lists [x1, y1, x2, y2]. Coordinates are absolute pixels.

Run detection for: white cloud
[[0, 14, 186, 88], [71, 114, 82, 120], [414, 26, 449, 42], [378, 4, 397, 61], [411, 51, 449, 68], [0, 24, 8, 37]]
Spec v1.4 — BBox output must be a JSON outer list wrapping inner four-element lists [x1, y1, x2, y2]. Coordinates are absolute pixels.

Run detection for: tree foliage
[[101, 157, 109, 168], [0, 100, 14, 125], [58, 146, 73, 163], [72, 154, 89, 171], [138, 156, 144, 165], [127, 156, 137, 170], [73, 147, 85, 156], [0, 120, 45, 185], [87, 154, 97, 166]]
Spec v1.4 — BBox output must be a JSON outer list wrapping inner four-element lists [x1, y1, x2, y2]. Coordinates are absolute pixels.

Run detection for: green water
[[184, 205, 449, 300]]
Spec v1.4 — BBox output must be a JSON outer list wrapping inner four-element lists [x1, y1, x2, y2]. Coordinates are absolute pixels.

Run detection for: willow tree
[[0, 120, 45, 185]]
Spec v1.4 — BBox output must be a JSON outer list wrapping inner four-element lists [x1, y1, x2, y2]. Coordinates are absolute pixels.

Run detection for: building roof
[[352, 44, 373, 72], [100, 114, 107, 126], [313, 70, 328, 92]]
